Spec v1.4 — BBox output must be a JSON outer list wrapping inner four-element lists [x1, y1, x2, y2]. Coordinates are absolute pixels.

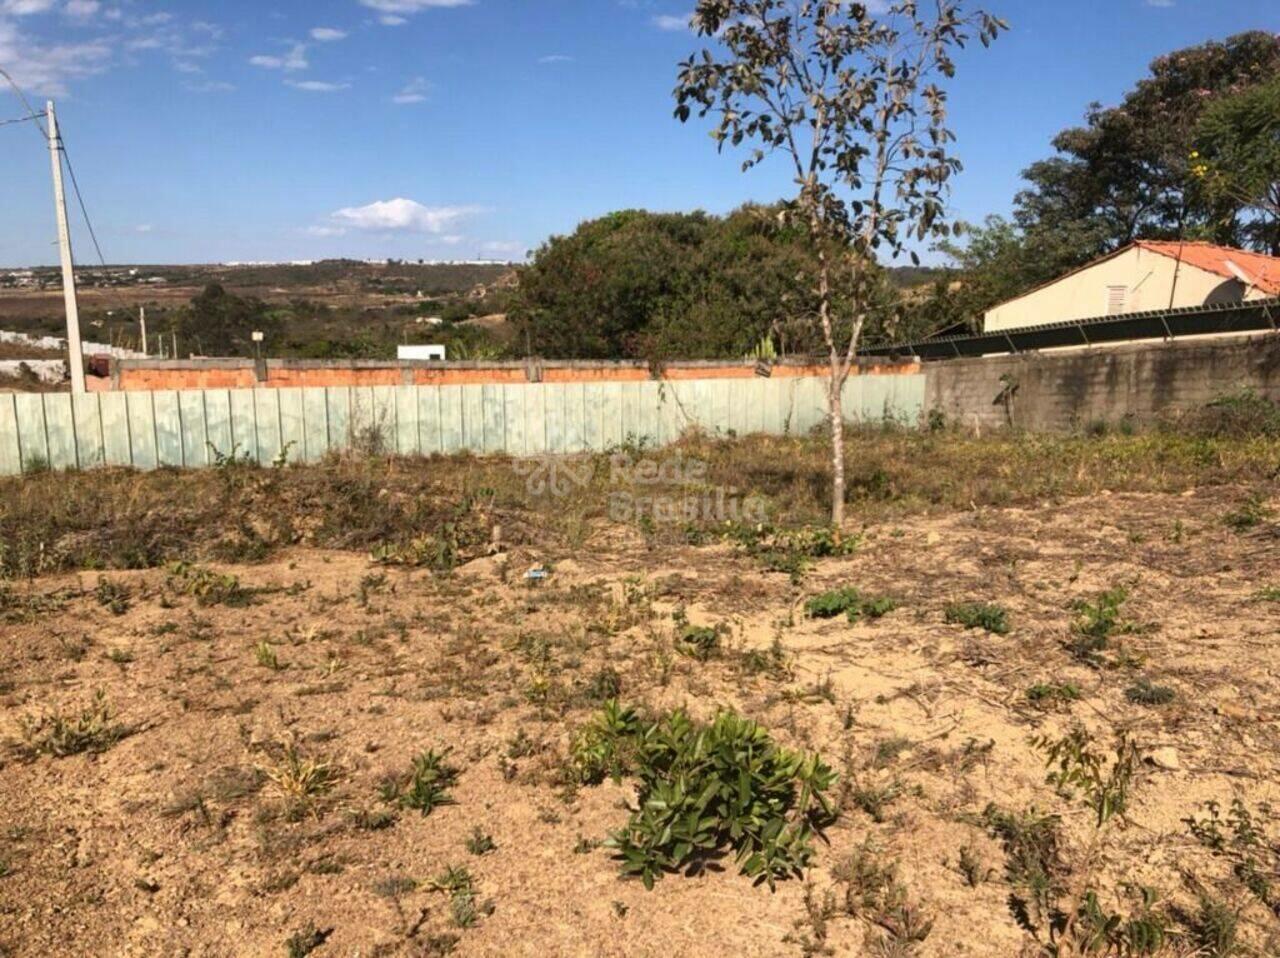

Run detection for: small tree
[[674, 0, 1005, 526]]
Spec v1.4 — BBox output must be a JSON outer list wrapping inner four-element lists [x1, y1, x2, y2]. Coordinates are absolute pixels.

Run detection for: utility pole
[[139, 306, 148, 355], [47, 101, 86, 394]]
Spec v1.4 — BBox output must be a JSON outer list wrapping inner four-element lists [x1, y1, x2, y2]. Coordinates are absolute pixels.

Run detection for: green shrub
[[1223, 494, 1269, 533], [675, 624, 722, 661], [576, 703, 836, 889], [805, 588, 897, 623], [19, 690, 127, 758], [1124, 679, 1175, 707], [569, 699, 644, 785], [382, 749, 459, 816], [1026, 683, 1081, 709], [1068, 587, 1142, 665], [944, 601, 1010, 635]]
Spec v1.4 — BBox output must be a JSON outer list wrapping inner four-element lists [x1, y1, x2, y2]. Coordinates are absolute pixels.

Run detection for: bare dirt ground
[[2, 485, 1279, 957]]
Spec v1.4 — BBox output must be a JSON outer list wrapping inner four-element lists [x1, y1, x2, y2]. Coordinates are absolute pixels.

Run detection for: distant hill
[[884, 265, 951, 290]]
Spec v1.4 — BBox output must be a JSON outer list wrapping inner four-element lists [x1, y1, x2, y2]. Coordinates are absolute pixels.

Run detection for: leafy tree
[[176, 284, 279, 358], [511, 205, 904, 361], [1195, 75, 1280, 255], [674, 0, 1004, 527], [1014, 31, 1280, 267], [512, 210, 712, 359]]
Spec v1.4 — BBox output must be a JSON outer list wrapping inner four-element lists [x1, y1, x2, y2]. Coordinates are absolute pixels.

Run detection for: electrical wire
[[4, 63, 112, 280], [54, 129, 108, 268], [0, 112, 41, 129], [0, 65, 48, 139]]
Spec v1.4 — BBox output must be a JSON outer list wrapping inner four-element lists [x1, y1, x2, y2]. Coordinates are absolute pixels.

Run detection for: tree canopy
[[511, 205, 906, 361]]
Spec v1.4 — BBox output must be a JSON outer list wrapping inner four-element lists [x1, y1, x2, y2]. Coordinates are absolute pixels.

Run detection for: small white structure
[[398, 344, 447, 361]]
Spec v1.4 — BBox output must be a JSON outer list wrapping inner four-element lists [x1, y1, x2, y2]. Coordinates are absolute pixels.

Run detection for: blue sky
[[0, 0, 1276, 267]]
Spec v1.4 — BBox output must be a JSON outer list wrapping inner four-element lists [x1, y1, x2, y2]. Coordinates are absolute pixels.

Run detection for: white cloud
[[1, 0, 57, 15], [377, 14, 406, 25], [305, 225, 347, 237], [0, 17, 111, 94], [1144, 0, 1174, 6], [135, 224, 153, 233], [652, 12, 692, 31], [329, 199, 482, 234], [537, 54, 572, 64], [359, 0, 474, 13], [310, 26, 346, 41], [249, 42, 308, 71], [64, 0, 99, 19], [392, 76, 428, 104], [186, 79, 234, 93], [286, 78, 350, 92], [480, 240, 525, 258]]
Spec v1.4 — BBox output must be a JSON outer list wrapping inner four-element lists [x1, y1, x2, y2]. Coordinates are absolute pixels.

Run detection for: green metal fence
[[0, 374, 925, 475]]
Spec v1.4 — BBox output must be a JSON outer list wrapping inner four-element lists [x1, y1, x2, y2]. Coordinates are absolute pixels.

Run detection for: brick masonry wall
[[924, 334, 1280, 431], [90, 357, 921, 392]]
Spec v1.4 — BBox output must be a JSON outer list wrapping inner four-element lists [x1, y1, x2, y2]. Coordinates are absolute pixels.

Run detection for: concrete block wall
[[924, 334, 1280, 432]]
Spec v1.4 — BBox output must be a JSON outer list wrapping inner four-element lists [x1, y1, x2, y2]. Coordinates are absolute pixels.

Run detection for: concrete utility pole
[[140, 306, 148, 355], [47, 101, 86, 394]]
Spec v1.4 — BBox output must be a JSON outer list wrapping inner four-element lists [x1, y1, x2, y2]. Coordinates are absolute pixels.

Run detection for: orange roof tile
[[1136, 240, 1280, 295]]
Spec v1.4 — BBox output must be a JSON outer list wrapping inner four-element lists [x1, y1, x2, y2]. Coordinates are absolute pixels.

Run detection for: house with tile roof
[[984, 241, 1280, 333]]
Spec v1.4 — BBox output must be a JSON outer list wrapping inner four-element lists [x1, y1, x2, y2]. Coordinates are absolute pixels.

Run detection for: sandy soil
[[2, 487, 1279, 957]]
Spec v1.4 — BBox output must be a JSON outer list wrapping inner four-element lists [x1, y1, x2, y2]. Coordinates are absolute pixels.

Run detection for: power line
[[0, 65, 48, 139], [54, 128, 108, 268], [0, 112, 41, 129]]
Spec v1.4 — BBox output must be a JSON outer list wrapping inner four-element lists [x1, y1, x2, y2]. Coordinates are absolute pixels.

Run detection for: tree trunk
[[828, 376, 845, 529], [815, 249, 846, 529]]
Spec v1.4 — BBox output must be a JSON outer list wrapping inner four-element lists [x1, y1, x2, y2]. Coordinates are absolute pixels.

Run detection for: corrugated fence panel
[[73, 393, 104, 469], [419, 385, 442, 456], [279, 388, 306, 463], [326, 388, 350, 453], [126, 391, 158, 470], [524, 383, 547, 456], [100, 392, 132, 467], [0, 374, 925, 475], [0, 394, 20, 476], [302, 388, 329, 462], [503, 384, 527, 457], [43, 393, 78, 470], [394, 385, 419, 456], [14, 394, 47, 471], [229, 390, 257, 462], [205, 390, 233, 462], [482, 384, 504, 455], [153, 391, 184, 468], [461, 384, 485, 452]]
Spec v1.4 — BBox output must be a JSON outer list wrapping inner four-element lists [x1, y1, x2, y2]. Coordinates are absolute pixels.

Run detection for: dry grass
[[1, 427, 1279, 956]]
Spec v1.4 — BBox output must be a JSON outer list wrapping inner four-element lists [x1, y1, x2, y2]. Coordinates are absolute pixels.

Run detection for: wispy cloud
[[329, 198, 482, 234], [310, 26, 347, 41], [249, 42, 308, 71], [359, 0, 474, 25], [1, 0, 57, 15], [1144, 0, 1175, 6], [537, 54, 573, 64], [652, 12, 692, 31], [392, 76, 429, 103], [63, 0, 100, 20], [0, 17, 111, 94], [185, 79, 235, 93], [286, 78, 350, 92]]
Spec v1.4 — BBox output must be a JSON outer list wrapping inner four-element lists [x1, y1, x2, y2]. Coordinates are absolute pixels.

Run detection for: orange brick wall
[[94, 359, 921, 392]]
